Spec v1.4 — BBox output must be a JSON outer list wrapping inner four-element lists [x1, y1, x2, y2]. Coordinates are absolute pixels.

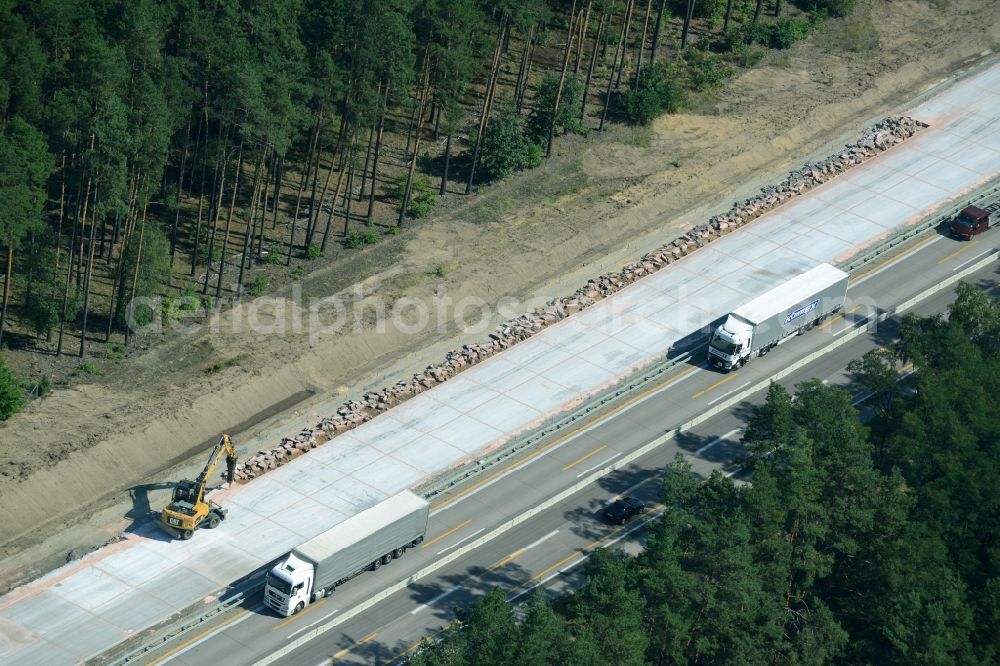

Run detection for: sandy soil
[[1, 0, 998, 591]]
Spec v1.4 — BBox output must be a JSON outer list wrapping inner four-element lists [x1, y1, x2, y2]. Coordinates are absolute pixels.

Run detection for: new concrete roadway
[[140, 207, 1000, 666]]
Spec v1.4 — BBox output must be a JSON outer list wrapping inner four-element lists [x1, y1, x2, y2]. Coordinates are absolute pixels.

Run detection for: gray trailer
[[264, 490, 429, 616], [707, 263, 849, 371]]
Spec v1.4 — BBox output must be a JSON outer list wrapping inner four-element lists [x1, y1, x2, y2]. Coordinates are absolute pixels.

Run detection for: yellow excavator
[[159, 435, 238, 540]]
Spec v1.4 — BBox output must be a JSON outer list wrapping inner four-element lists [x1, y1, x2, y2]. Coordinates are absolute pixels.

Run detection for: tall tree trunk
[[614, 0, 635, 90], [191, 143, 209, 277], [78, 182, 100, 358], [368, 101, 386, 222], [681, 0, 696, 49], [253, 150, 273, 264], [55, 151, 68, 270], [582, 9, 608, 119], [56, 165, 85, 356], [343, 156, 356, 233], [635, 0, 653, 84], [774, 0, 782, 17], [547, 2, 579, 158], [123, 205, 147, 349], [271, 156, 283, 229], [313, 113, 348, 245], [202, 141, 228, 293], [574, 0, 593, 75], [750, 0, 764, 34], [358, 115, 377, 207], [439, 132, 453, 196], [466, 17, 508, 195], [236, 154, 261, 300], [322, 136, 353, 253], [305, 117, 327, 249], [723, 0, 734, 32], [400, 52, 433, 226], [651, 0, 667, 63], [514, 26, 534, 114], [285, 104, 323, 266], [75, 135, 96, 289], [0, 246, 12, 349], [170, 119, 191, 272], [215, 137, 244, 298], [600, 4, 630, 131]]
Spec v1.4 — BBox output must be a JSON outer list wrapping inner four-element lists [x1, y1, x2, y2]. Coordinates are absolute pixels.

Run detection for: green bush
[[685, 49, 735, 91], [479, 102, 542, 181], [388, 175, 438, 219], [0, 360, 25, 420], [265, 246, 285, 264], [387, 225, 400, 235], [346, 230, 365, 248], [527, 74, 587, 145], [306, 243, 323, 260], [362, 230, 379, 245], [617, 62, 686, 125], [248, 274, 268, 297], [106, 341, 125, 360]]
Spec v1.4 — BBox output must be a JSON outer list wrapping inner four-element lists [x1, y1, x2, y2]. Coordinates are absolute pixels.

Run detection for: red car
[[950, 205, 992, 240]]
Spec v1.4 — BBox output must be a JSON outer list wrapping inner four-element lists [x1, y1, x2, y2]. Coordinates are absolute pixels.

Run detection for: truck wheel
[[381, 554, 392, 566], [294, 601, 304, 615], [393, 548, 404, 559], [207, 515, 221, 529], [370, 559, 381, 571], [181, 530, 193, 540]]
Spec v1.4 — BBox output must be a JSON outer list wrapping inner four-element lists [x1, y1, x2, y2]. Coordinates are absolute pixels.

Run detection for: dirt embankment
[[1, 0, 998, 585]]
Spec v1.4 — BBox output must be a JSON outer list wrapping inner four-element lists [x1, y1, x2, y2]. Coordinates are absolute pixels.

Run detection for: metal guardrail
[[840, 183, 1000, 274], [95, 180, 1000, 666], [99, 573, 268, 666]]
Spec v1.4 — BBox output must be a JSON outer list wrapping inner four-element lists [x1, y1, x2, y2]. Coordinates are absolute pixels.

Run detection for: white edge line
[[576, 452, 623, 478], [253, 251, 997, 666], [706, 382, 750, 406], [524, 529, 560, 551], [288, 609, 340, 639], [694, 428, 742, 455], [953, 247, 992, 272], [410, 586, 461, 615], [436, 528, 486, 555], [160, 604, 263, 664]]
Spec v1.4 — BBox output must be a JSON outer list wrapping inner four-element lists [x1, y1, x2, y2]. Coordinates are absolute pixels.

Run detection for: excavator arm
[[159, 434, 238, 540], [191, 434, 238, 506]]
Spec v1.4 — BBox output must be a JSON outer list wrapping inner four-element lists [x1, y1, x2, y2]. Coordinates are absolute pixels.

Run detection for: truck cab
[[708, 315, 752, 370], [950, 205, 991, 240], [265, 552, 314, 616]]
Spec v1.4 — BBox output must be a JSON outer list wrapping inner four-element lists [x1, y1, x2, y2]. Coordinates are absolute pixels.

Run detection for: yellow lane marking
[[431, 363, 702, 511], [937, 239, 980, 265], [563, 444, 608, 471], [149, 609, 250, 665], [421, 519, 472, 549], [691, 372, 738, 400], [849, 234, 939, 283], [489, 548, 527, 571], [331, 631, 378, 662], [818, 305, 863, 330], [271, 598, 327, 631]]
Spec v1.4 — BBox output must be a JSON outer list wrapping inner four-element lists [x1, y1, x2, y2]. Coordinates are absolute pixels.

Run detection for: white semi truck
[[264, 490, 429, 616], [708, 263, 849, 371]]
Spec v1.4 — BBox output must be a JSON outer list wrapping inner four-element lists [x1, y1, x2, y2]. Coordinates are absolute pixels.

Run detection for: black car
[[603, 496, 646, 525]]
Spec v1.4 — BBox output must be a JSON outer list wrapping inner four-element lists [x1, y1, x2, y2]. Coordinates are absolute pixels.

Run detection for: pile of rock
[[232, 115, 926, 481]]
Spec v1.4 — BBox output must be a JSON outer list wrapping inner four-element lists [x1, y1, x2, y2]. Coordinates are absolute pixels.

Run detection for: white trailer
[[264, 490, 429, 616], [707, 263, 849, 371]]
